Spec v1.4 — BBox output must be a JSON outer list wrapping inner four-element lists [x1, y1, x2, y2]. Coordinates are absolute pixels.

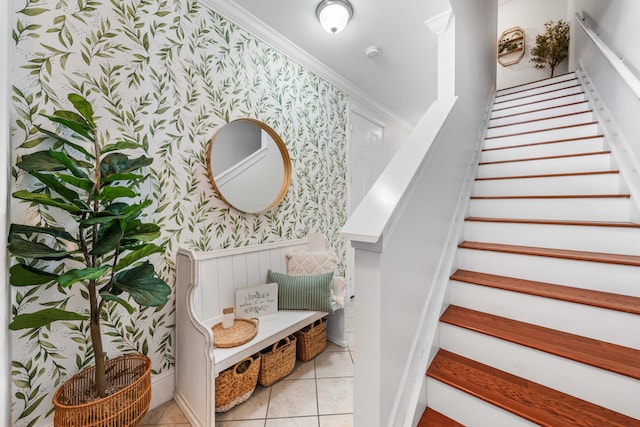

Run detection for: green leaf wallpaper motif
[[10, 0, 348, 425]]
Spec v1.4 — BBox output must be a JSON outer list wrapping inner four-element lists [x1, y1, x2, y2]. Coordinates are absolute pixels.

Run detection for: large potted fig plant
[[8, 93, 171, 426]]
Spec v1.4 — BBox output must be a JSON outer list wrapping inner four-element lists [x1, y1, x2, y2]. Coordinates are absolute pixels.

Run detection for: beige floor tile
[[158, 401, 190, 423], [216, 420, 265, 427], [346, 332, 355, 351], [140, 400, 173, 425], [265, 416, 319, 427], [316, 378, 353, 415], [319, 414, 354, 427], [267, 379, 318, 418], [216, 385, 270, 421], [314, 351, 353, 378], [287, 359, 315, 380], [324, 342, 348, 352]]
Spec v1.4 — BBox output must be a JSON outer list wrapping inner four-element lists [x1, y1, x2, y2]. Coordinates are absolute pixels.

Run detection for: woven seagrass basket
[[258, 335, 297, 386], [53, 354, 151, 427], [215, 353, 261, 412], [294, 318, 327, 362]]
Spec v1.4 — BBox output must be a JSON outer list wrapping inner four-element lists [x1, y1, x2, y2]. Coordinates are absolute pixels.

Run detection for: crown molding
[[200, 0, 413, 131]]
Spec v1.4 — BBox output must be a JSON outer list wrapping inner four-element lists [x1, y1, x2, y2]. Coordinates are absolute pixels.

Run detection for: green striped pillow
[[267, 270, 333, 312]]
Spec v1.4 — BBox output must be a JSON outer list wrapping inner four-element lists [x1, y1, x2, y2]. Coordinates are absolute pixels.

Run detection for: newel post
[[426, 9, 456, 101]]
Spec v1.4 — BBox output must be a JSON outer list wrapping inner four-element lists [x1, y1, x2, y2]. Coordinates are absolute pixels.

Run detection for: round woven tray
[[212, 318, 259, 348]]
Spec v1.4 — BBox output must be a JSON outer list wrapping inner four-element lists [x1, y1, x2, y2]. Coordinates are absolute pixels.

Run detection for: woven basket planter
[[258, 335, 297, 386], [53, 354, 151, 427], [215, 353, 261, 413], [294, 318, 327, 362]]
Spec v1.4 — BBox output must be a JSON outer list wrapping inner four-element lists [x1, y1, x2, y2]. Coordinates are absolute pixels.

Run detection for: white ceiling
[[217, 0, 453, 126]]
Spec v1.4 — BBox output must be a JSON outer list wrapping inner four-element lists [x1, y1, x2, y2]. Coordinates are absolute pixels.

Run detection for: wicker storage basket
[[294, 318, 327, 362], [52, 354, 151, 427], [215, 354, 261, 413], [258, 335, 297, 386]]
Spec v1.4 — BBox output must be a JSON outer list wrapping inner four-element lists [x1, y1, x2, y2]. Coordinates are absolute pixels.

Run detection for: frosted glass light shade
[[316, 0, 353, 34]]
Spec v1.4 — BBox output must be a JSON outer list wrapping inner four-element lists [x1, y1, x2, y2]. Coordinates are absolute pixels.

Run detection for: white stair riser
[[477, 153, 612, 178], [486, 112, 594, 138], [440, 324, 640, 418], [449, 281, 640, 349], [489, 102, 590, 127], [426, 379, 538, 427], [496, 74, 577, 97], [484, 124, 599, 149], [457, 248, 640, 297], [492, 93, 587, 119], [495, 79, 580, 103], [481, 137, 605, 163], [493, 86, 583, 110], [473, 173, 621, 196], [468, 197, 631, 222], [463, 220, 640, 255]]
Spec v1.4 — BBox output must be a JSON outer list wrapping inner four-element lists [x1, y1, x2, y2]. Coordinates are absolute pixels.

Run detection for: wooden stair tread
[[470, 193, 630, 199], [485, 121, 597, 140], [482, 134, 604, 152], [466, 216, 640, 228], [451, 269, 640, 315], [488, 110, 593, 130], [493, 84, 582, 107], [417, 408, 464, 427], [476, 170, 619, 181], [427, 350, 640, 427], [458, 241, 640, 266], [479, 150, 610, 165], [441, 305, 640, 379]]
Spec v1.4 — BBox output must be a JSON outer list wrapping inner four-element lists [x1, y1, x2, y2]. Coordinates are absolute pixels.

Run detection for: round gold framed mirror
[[206, 119, 292, 214]]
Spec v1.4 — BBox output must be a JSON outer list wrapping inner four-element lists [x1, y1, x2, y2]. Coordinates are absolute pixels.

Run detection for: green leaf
[[9, 263, 58, 286], [102, 172, 145, 183], [19, 8, 48, 16], [9, 308, 88, 330], [46, 110, 93, 139], [12, 190, 83, 215], [100, 140, 144, 154], [58, 266, 110, 287], [16, 151, 66, 172], [68, 93, 95, 128], [91, 220, 123, 256], [123, 222, 160, 242], [10, 223, 77, 242], [55, 173, 93, 192], [96, 185, 136, 200], [48, 149, 89, 179], [100, 153, 152, 180], [100, 293, 135, 314], [30, 171, 80, 204], [8, 235, 77, 260], [79, 213, 125, 228], [113, 262, 171, 306], [35, 125, 94, 160], [115, 243, 163, 272]]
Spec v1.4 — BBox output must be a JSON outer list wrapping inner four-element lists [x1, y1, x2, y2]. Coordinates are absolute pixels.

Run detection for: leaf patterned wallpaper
[[10, 0, 348, 425]]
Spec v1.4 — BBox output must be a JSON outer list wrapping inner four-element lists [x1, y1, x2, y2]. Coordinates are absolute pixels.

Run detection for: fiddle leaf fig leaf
[[100, 153, 152, 180], [102, 172, 145, 184], [35, 125, 94, 160], [101, 141, 144, 154], [113, 262, 171, 307], [16, 150, 66, 172], [12, 190, 83, 215], [46, 110, 93, 139], [9, 308, 88, 330], [96, 186, 137, 201], [58, 266, 110, 287], [10, 263, 58, 286], [115, 243, 163, 272], [55, 173, 93, 192], [31, 171, 80, 204], [48, 149, 89, 179], [91, 220, 124, 256], [10, 223, 77, 242], [123, 223, 160, 242], [68, 93, 96, 128], [8, 235, 77, 260], [100, 293, 135, 314]]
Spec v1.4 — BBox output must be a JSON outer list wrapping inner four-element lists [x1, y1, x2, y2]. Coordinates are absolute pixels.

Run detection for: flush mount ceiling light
[[316, 0, 353, 34]]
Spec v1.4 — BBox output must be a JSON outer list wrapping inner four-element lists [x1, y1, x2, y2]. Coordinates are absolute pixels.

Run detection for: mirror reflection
[[206, 119, 291, 214]]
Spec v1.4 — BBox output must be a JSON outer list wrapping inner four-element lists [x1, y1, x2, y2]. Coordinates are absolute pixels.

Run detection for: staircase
[[419, 73, 640, 426]]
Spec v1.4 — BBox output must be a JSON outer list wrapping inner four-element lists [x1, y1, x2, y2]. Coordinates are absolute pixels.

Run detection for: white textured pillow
[[287, 250, 338, 276]]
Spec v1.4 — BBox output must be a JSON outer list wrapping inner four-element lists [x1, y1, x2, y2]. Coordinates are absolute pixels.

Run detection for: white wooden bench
[[174, 235, 346, 427]]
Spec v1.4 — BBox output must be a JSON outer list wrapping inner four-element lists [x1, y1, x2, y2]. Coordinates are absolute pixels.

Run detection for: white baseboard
[[150, 368, 175, 410]]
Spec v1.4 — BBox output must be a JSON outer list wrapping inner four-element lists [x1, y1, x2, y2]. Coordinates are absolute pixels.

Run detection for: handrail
[[575, 13, 640, 100]]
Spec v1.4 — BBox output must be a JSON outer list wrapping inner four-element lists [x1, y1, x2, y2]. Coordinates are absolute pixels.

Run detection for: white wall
[[497, 0, 569, 89]]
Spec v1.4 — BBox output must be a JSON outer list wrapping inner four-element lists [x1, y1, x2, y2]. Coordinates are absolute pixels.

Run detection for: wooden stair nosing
[[488, 109, 594, 130], [451, 268, 640, 316], [458, 241, 640, 267], [485, 121, 598, 140], [482, 134, 604, 152], [479, 150, 610, 165], [440, 305, 640, 380], [417, 408, 464, 427], [427, 350, 640, 427], [496, 72, 576, 94], [493, 84, 582, 107], [492, 92, 586, 114], [465, 216, 640, 229], [470, 194, 630, 200], [475, 170, 620, 181], [489, 100, 589, 122]]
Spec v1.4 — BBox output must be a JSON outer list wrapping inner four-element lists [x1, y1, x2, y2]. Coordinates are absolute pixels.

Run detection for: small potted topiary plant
[[530, 19, 570, 77], [8, 93, 171, 426]]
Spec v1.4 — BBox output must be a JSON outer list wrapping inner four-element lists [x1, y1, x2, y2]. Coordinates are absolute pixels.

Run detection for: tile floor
[[141, 300, 356, 427]]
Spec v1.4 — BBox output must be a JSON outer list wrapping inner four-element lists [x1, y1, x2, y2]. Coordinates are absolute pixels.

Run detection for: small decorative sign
[[235, 283, 278, 317]]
